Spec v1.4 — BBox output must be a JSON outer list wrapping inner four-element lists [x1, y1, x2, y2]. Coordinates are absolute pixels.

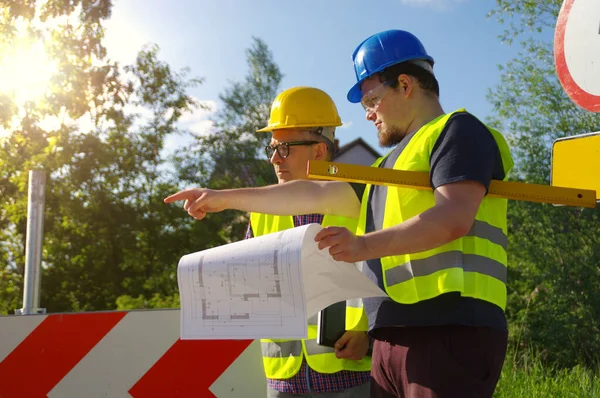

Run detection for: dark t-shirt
[[362, 111, 508, 335]]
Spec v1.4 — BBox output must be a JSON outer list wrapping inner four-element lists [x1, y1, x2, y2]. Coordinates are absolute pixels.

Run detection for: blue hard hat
[[347, 30, 434, 103]]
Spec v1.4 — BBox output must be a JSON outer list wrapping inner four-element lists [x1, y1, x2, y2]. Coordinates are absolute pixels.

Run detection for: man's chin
[[276, 173, 290, 184], [378, 127, 404, 147]]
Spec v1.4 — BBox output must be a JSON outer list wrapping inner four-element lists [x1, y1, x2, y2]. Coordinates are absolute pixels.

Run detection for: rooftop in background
[[333, 137, 382, 167]]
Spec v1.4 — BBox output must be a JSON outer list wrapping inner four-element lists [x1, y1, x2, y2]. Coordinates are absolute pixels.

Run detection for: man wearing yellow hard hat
[[248, 86, 371, 397]]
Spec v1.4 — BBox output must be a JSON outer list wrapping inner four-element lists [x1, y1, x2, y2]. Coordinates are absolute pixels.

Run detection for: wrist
[[221, 189, 238, 210], [360, 234, 378, 261]]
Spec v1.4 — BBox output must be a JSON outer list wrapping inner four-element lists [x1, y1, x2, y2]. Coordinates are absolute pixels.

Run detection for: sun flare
[[0, 40, 57, 105]]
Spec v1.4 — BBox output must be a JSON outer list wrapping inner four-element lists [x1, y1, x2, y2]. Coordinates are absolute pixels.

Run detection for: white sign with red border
[[554, 0, 600, 112]]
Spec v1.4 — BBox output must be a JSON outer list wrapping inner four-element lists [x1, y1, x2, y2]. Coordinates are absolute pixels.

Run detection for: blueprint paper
[[178, 224, 307, 340], [299, 224, 387, 318], [178, 223, 387, 340]]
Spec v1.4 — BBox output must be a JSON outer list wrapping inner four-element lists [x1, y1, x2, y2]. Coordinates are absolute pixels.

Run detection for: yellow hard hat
[[257, 87, 342, 133]]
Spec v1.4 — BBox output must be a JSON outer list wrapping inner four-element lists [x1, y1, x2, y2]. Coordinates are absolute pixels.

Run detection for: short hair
[[379, 60, 439, 97], [306, 127, 336, 160]]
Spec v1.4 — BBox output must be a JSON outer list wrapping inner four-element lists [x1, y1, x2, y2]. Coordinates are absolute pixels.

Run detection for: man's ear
[[397, 74, 413, 97], [314, 142, 328, 160]]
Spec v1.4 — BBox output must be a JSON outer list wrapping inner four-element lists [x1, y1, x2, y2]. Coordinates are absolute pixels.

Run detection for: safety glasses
[[360, 81, 393, 112], [265, 140, 320, 159]]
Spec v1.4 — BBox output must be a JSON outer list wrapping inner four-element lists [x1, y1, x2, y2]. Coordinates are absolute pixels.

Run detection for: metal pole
[[16, 170, 47, 315]]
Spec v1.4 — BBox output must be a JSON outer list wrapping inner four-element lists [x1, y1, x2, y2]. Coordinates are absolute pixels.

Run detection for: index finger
[[164, 190, 196, 204]]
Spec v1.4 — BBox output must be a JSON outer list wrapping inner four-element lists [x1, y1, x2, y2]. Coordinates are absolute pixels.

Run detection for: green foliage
[[506, 203, 600, 368], [488, 0, 600, 368], [0, 2, 285, 314], [176, 37, 282, 243], [116, 293, 180, 310], [495, 345, 600, 397], [180, 36, 281, 189], [0, 1, 222, 314], [488, 0, 561, 44]]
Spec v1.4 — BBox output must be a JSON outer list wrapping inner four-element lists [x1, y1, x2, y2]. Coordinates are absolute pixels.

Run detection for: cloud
[[339, 121, 353, 129], [178, 99, 217, 136], [162, 99, 218, 155]]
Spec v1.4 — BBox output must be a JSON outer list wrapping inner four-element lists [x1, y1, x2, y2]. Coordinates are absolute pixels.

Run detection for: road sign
[[554, 0, 600, 112], [307, 161, 597, 208], [552, 132, 600, 202], [0, 310, 265, 397]]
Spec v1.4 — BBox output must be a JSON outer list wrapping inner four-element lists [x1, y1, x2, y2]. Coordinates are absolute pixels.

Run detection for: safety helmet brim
[[257, 121, 341, 133]]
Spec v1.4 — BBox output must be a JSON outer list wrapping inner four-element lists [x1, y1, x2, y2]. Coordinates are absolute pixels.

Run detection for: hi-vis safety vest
[[357, 110, 514, 311], [250, 213, 371, 379]]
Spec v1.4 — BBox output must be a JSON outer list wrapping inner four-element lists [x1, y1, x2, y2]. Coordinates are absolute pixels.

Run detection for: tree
[[489, 0, 600, 367], [1, 0, 122, 313], [175, 37, 282, 244], [0, 1, 212, 313]]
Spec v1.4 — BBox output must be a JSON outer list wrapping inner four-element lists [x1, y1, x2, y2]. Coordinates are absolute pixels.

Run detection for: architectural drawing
[[183, 231, 302, 330], [178, 223, 386, 339]]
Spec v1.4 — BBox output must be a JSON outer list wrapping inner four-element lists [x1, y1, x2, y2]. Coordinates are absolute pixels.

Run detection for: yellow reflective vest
[[357, 110, 514, 310], [250, 213, 371, 379]]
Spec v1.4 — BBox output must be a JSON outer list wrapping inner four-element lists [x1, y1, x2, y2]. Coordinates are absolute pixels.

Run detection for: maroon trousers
[[370, 326, 508, 398]]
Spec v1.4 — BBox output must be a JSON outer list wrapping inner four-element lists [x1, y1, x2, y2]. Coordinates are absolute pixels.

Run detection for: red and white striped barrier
[[0, 309, 266, 397]]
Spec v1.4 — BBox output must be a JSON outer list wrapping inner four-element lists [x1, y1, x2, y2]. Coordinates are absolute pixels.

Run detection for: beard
[[378, 124, 406, 147]]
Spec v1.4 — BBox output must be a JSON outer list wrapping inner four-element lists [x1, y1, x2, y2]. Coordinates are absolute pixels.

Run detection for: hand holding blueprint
[[178, 223, 387, 339]]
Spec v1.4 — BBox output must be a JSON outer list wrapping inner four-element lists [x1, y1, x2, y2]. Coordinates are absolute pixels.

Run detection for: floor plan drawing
[[178, 226, 308, 339], [190, 242, 297, 325], [177, 223, 387, 340]]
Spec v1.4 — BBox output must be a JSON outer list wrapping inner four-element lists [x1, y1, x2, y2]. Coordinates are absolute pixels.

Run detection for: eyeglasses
[[360, 81, 392, 112], [265, 140, 320, 159]]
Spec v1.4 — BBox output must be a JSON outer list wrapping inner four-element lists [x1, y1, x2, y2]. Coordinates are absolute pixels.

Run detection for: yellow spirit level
[[307, 160, 596, 208]]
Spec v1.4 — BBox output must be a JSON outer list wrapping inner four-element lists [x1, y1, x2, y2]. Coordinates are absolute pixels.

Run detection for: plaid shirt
[[246, 214, 371, 394]]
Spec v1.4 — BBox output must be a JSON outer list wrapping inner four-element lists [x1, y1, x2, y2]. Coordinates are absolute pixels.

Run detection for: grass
[[494, 349, 600, 397]]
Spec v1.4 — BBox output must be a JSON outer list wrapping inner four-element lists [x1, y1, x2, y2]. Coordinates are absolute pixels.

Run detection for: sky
[[102, 0, 523, 156]]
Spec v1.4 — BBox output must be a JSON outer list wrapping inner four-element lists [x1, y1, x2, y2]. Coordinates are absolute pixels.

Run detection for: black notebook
[[316, 301, 346, 348], [317, 300, 373, 356]]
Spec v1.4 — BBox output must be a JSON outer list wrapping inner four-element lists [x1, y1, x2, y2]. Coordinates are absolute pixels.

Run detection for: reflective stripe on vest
[[358, 110, 514, 310], [251, 213, 371, 378], [345, 298, 368, 331], [385, 251, 507, 286], [346, 298, 363, 308], [262, 340, 303, 358]]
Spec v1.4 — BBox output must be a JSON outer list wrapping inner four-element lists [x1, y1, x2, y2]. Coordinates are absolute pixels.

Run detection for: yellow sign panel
[[552, 132, 600, 201]]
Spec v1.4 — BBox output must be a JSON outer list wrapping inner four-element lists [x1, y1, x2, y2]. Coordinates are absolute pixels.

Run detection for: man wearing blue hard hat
[[166, 29, 514, 398], [340, 29, 514, 398]]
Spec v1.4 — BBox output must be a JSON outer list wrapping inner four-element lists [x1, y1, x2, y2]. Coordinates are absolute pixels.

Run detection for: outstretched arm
[[164, 180, 360, 219]]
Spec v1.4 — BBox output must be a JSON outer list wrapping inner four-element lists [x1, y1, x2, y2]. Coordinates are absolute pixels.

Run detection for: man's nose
[[366, 108, 376, 121], [270, 150, 282, 164]]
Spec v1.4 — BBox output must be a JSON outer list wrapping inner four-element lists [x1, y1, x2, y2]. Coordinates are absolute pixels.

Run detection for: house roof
[[333, 137, 381, 160]]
